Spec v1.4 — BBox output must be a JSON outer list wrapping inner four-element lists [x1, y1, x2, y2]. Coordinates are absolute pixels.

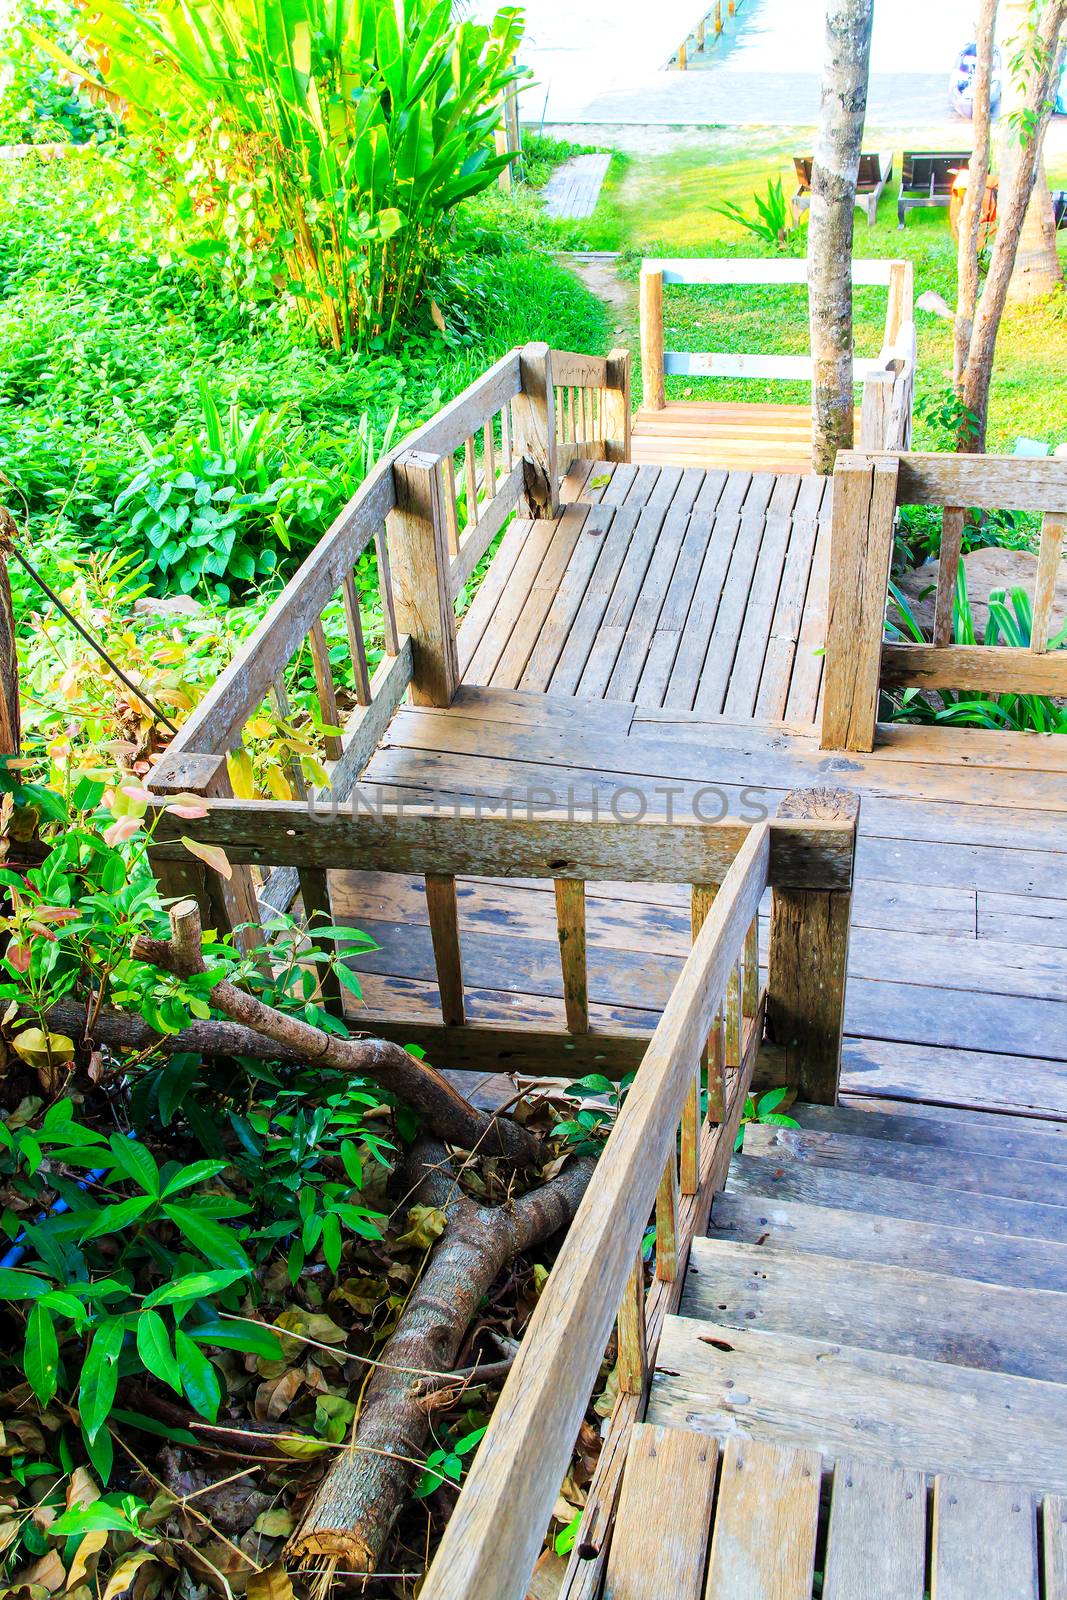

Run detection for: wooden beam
[[820, 452, 899, 752], [1031, 512, 1066, 654], [603, 348, 633, 463], [425, 872, 465, 1027], [151, 805, 857, 890], [933, 506, 965, 648], [386, 449, 459, 708], [767, 789, 858, 1105], [554, 877, 589, 1033], [881, 642, 1067, 695], [896, 452, 1067, 514], [351, 1019, 649, 1079], [419, 823, 770, 1600]]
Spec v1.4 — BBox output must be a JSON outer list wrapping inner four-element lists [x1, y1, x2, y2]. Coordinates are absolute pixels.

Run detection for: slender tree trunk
[[0, 510, 20, 757], [955, 0, 998, 388], [808, 0, 874, 475], [959, 0, 1066, 450], [1002, 0, 1065, 302]]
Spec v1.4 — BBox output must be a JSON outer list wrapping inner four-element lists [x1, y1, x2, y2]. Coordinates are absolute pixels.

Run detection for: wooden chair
[[897, 151, 970, 228], [791, 151, 894, 227]]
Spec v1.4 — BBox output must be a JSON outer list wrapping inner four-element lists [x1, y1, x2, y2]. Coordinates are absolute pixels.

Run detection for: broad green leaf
[[143, 1268, 248, 1308], [80, 1316, 126, 1443], [109, 1135, 160, 1196], [174, 1328, 220, 1420], [135, 1310, 182, 1393], [25, 1302, 59, 1407], [162, 1204, 249, 1270]]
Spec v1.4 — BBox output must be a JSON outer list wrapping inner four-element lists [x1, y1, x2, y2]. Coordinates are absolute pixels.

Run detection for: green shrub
[[35, 0, 527, 347]]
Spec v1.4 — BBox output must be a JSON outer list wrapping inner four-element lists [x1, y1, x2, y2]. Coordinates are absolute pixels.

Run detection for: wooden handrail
[[821, 450, 1067, 752], [419, 821, 772, 1600]]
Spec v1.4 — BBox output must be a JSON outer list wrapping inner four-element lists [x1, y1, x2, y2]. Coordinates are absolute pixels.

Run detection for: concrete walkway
[[510, 0, 980, 128]]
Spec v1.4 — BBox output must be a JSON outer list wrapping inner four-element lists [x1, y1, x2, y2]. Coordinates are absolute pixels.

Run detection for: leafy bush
[[713, 178, 801, 253], [887, 565, 1067, 733], [35, 0, 527, 347], [0, 0, 113, 143]]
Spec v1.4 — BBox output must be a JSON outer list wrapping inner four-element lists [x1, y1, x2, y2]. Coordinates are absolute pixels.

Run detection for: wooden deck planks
[[931, 1477, 1039, 1600], [649, 1316, 1067, 1494], [704, 1436, 821, 1600], [602, 1425, 717, 1600], [824, 1460, 926, 1600]]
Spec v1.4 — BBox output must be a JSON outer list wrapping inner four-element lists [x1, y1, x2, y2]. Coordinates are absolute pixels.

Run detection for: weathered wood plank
[[881, 641, 1067, 695], [425, 872, 464, 1027], [824, 1459, 925, 1600], [1045, 1496, 1067, 1600], [650, 1316, 1067, 1494], [743, 1123, 1067, 1206], [820, 453, 897, 752], [603, 1425, 716, 1600], [683, 1238, 1067, 1380], [727, 1153, 1067, 1241], [790, 1101, 1067, 1163], [931, 1476, 1038, 1600], [704, 1436, 821, 1600], [387, 449, 458, 707], [895, 452, 1067, 514], [554, 877, 589, 1033], [707, 1189, 1067, 1291]]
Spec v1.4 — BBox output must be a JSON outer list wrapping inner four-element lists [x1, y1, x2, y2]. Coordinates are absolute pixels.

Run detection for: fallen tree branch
[[131, 900, 543, 1166], [286, 1137, 594, 1578]]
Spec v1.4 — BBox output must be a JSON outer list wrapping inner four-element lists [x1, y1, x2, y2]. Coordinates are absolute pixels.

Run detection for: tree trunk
[[286, 1139, 594, 1578], [959, 0, 1067, 450], [0, 509, 21, 757], [955, 0, 998, 388], [1002, 0, 1065, 302], [808, 0, 874, 475]]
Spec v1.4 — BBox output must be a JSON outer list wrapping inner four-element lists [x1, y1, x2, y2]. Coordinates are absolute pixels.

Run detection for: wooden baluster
[[933, 505, 965, 648], [341, 572, 371, 706], [566, 386, 575, 444], [374, 526, 400, 656], [308, 615, 343, 761], [692, 883, 726, 1123], [655, 1149, 679, 1281], [725, 960, 741, 1069], [743, 913, 759, 1017], [441, 455, 461, 560], [463, 435, 479, 532], [483, 417, 497, 499], [680, 1055, 700, 1195], [554, 877, 588, 1033], [616, 1248, 647, 1394], [1032, 512, 1065, 653], [425, 872, 464, 1027], [501, 400, 513, 472], [271, 677, 306, 800]]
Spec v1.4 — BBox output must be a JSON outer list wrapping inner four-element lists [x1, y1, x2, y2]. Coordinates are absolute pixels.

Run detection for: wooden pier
[[146, 340, 1067, 1599]]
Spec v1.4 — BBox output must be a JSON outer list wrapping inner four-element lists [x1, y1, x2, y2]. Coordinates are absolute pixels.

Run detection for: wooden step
[[683, 1237, 1067, 1382], [742, 1123, 1067, 1206], [727, 1153, 1067, 1242], [845, 1094, 1067, 1140], [649, 1315, 1067, 1495], [605, 1427, 1052, 1600], [707, 1189, 1067, 1291], [791, 1100, 1067, 1164]]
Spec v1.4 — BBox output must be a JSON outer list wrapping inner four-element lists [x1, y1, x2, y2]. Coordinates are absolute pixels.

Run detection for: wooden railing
[[821, 451, 1067, 751], [416, 788, 859, 1600], [146, 344, 631, 936], [639, 256, 915, 454]]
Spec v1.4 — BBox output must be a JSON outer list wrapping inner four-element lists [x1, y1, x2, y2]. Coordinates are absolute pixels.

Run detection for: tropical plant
[[887, 565, 1067, 733], [713, 177, 800, 252], [34, 0, 527, 348]]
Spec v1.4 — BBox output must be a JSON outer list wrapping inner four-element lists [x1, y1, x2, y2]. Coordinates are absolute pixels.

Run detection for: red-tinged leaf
[[180, 837, 232, 880]]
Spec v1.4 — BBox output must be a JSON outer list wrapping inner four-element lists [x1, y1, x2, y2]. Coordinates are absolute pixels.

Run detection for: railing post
[[386, 448, 459, 707], [512, 342, 559, 519], [767, 788, 858, 1105], [858, 369, 894, 452], [819, 451, 899, 752], [639, 265, 666, 411], [885, 258, 913, 347], [603, 347, 632, 462]]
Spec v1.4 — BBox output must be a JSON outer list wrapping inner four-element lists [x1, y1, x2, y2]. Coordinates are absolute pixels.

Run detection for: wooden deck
[[339, 455, 1067, 1123]]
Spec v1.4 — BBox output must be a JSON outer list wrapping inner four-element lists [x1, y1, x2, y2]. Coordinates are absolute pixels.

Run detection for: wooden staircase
[[605, 1098, 1067, 1597]]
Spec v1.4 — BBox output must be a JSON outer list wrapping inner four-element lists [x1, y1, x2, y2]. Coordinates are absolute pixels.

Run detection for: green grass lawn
[[544, 126, 1067, 455]]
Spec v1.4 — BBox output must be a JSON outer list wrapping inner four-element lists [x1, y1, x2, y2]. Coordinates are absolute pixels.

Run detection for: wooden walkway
[[339, 456, 1067, 1122], [542, 152, 612, 219], [615, 1097, 1067, 1598]]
